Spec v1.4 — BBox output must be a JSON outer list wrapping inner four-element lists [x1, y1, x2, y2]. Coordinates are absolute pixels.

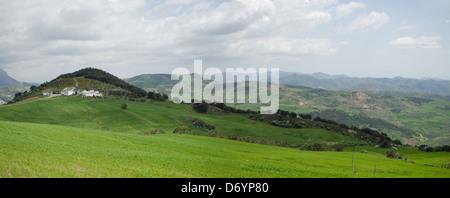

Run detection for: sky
[[0, 0, 449, 83]]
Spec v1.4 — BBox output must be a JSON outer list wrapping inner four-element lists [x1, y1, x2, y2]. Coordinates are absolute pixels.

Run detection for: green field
[[0, 96, 449, 178], [1, 120, 449, 178], [0, 97, 357, 147]]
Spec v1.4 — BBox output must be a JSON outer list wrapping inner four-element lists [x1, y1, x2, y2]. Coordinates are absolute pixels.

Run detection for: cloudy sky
[[1, 0, 449, 82]]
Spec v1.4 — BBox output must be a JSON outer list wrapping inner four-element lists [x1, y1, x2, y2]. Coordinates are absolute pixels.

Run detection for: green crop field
[[1, 120, 449, 178], [0, 97, 358, 147], [0, 97, 449, 178]]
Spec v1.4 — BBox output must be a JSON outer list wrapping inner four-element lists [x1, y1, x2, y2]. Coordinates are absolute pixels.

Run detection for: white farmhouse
[[81, 90, 103, 97], [43, 89, 52, 97], [61, 87, 77, 96]]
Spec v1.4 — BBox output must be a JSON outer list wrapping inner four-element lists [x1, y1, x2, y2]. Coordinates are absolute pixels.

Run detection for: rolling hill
[[1, 68, 448, 178], [0, 96, 362, 148], [124, 73, 449, 146]]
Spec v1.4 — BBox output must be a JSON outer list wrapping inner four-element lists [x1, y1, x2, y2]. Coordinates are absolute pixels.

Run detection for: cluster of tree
[[147, 91, 168, 101], [184, 101, 396, 147], [418, 144, 450, 152], [144, 128, 166, 135], [407, 97, 433, 105], [185, 117, 216, 130], [386, 150, 402, 159], [217, 103, 396, 146], [8, 91, 30, 104], [299, 143, 345, 152]]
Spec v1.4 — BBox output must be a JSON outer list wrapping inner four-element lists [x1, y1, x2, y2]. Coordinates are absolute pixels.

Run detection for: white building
[[43, 89, 51, 97], [61, 87, 77, 96], [0, 99, 6, 105], [81, 90, 102, 97]]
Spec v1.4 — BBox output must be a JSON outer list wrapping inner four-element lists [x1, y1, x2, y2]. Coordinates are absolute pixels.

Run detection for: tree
[[289, 112, 297, 118], [192, 102, 209, 113], [30, 85, 37, 91], [147, 91, 155, 99], [121, 103, 127, 110], [333, 143, 345, 152]]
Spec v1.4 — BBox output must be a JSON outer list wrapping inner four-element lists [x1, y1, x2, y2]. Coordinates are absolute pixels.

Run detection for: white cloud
[[394, 25, 415, 32], [0, 0, 349, 82], [390, 36, 442, 49], [334, 2, 365, 19], [338, 11, 390, 33]]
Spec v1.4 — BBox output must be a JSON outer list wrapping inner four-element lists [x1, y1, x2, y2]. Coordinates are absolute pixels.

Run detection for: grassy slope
[[0, 97, 357, 147], [1, 120, 448, 178]]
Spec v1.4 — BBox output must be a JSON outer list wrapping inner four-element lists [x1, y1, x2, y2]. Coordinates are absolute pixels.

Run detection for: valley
[[0, 68, 449, 178]]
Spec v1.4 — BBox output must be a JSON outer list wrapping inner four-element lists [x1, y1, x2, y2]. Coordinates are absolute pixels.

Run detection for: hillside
[[235, 84, 450, 146], [1, 120, 449, 178], [0, 82, 40, 102], [124, 74, 177, 93], [125, 73, 450, 146], [7, 68, 150, 104], [0, 97, 365, 148]]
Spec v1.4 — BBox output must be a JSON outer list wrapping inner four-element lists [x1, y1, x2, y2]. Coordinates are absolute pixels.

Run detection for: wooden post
[[374, 164, 376, 178]]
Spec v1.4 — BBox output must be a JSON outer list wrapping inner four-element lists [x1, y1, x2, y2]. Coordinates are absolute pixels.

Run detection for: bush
[[208, 130, 224, 138], [227, 134, 240, 141], [386, 150, 402, 159], [239, 136, 252, 143], [277, 140, 290, 147], [121, 103, 127, 110], [300, 143, 325, 151], [333, 143, 345, 152], [144, 128, 165, 135], [393, 139, 402, 146], [173, 127, 188, 134], [151, 128, 165, 134], [186, 117, 216, 130], [192, 102, 209, 113]]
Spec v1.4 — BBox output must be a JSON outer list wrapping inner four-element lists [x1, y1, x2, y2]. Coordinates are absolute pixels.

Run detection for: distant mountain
[[125, 74, 177, 93], [280, 73, 450, 96], [0, 69, 19, 88], [0, 82, 36, 102]]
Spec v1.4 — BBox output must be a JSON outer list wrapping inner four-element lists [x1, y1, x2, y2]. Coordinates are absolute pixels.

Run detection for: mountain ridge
[[0, 68, 19, 88]]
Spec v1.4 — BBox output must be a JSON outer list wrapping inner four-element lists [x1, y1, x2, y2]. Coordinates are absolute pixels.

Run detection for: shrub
[[277, 140, 290, 147], [227, 134, 240, 141], [393, 139, 403, 146], [300, 143, 325, 151], [173, 127, 188, 134], [378, 140, 391, 148], [333, 143, 345, 152], [208, 130, 224, 138], [386, 150, 402, 159], [121, 103, 127, 110], [186, 117, 216, 130], [192, 102, 209, 113], [239, 136, 252, 143], [151, 128, 165, 134]]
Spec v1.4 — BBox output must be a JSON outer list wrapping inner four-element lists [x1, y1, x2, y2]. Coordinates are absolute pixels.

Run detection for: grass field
[[0, 97, 358, 147], [1, 120, 449, 178]]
